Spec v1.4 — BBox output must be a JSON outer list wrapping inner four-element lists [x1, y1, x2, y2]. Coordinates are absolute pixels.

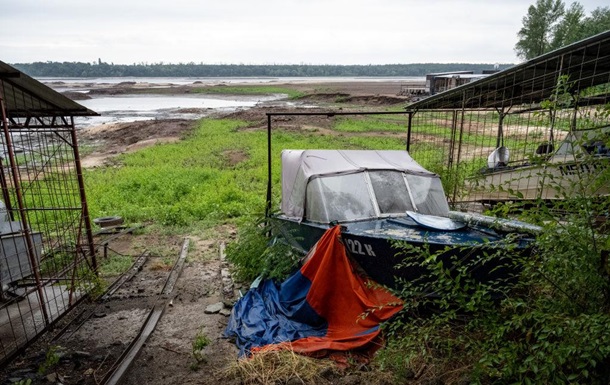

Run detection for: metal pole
[[68, 116, 97, 271], [452, 93, 468, 205], [406, 112, 413, 152], [496, 109, 505, 148], [448, 110, 458, 170], [266, 114, 272, 219], [0, 157, 15, 220]]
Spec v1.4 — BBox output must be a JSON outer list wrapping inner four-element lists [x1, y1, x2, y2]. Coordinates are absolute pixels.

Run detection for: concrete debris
[[219, 308, 232, 317], [204, 302, 224, 314]]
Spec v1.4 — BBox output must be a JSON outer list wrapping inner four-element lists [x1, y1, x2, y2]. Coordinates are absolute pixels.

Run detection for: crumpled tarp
[[224, 226, 403, 357]]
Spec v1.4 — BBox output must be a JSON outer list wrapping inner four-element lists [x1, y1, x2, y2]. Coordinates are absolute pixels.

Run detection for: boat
[[269, 149, 537, 290], [468, 126, 610, 204]]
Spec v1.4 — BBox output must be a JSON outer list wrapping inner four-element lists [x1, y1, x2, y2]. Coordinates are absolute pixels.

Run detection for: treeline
[[11, 61, 512, 78]]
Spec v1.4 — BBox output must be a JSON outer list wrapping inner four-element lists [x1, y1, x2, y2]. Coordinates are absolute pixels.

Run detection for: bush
[[378, 200, 610, 384], [226, 215, 302, 282]]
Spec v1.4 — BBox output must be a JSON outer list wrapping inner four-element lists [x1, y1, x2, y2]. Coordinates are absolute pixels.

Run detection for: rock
[[222, 299, 235, 308], [73, 351, 91, 358], [204, 302, 224, 314], [219, 308, 232, 317]]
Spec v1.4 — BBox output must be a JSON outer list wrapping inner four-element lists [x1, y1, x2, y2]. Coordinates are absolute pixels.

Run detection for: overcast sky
[[2, 0, 609, 65]]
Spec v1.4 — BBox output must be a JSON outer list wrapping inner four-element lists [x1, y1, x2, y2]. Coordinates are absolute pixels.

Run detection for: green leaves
[[516, 1, 610, 59], [380, 190, 610, 383]]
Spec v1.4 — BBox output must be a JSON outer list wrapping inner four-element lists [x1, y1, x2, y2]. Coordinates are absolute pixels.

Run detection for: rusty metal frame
[[0, 77, 98, 365]]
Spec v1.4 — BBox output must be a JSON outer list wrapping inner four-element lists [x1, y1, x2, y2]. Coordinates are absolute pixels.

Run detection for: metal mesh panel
[[407, 36, 610, 210], [0, 80, 96, 364]]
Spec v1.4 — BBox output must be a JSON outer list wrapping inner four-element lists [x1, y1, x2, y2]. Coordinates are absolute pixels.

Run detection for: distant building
[[400, 69, 501, 98], [427, 71, 499, 95]]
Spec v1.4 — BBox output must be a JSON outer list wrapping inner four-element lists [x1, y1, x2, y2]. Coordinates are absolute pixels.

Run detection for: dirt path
[[0, 228, 242, 385]]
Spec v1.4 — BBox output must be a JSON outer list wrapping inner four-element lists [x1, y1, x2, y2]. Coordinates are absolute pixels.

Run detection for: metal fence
[[405, 32, 610, 210], [0, 107, 97, 364]]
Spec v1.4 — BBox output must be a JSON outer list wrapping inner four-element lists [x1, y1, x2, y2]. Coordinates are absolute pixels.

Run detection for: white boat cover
[[280, 149, 438, 220]]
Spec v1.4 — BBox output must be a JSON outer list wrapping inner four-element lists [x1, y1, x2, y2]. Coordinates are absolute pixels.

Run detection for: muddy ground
[[0, 81, 411, 385]]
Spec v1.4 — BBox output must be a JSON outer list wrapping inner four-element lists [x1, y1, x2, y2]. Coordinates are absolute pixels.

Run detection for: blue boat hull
[[271, 215, 532, 290]]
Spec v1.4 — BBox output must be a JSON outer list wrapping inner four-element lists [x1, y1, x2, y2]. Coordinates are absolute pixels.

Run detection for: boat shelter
[[404, 30, 610, 205], [0, 60, 98, 363]]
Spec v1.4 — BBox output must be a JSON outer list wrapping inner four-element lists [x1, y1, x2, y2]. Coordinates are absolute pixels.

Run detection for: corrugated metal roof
[[433, 74, 488, 79], [407, 30, 610, 111], [0, 60, 97, 118]]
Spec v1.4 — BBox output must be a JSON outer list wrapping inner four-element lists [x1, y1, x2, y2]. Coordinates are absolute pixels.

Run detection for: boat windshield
[[305, 170, 449, 223]]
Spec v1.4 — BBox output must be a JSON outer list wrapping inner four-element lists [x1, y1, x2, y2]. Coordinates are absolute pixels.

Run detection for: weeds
[[333, 116, 407, 133], [99, 254, 134, 276], [192, 331, 211, 363], [377, 81, 610, 384], [84, 118, 407, 228], [227, 215, 300, 282], [38, 345, 61, 375]]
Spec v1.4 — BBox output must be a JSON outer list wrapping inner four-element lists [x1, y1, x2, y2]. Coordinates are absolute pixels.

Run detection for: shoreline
[[75, 78, 415, 168], [50, 77, 425, 97]]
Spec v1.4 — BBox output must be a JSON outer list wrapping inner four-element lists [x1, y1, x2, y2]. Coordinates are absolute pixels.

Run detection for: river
[[40, 76, 423, 127]]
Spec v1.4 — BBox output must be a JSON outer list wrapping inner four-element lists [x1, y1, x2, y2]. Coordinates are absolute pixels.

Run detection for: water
[[40, 76, 423, 127], [40, 76, 423, 87], [74, 94, 282, 127]]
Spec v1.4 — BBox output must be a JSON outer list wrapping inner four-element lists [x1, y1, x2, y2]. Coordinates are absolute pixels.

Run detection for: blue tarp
[[224, 226, 403, 357]]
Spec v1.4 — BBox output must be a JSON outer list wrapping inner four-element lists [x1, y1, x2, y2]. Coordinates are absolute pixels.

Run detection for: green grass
[[191, 85, 304, 99], [84, 118, 406, 228], [99, 255, 134, 276], [332, 116, 409, 133]]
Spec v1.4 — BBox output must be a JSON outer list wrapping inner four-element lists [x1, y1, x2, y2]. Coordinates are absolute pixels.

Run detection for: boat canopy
[[280, 150, 446, 221]]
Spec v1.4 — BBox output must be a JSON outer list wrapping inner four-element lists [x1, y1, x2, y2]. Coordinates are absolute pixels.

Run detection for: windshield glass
[[369, 171, 414, 214], [304, 170, 448, 223], [306, 173, 376, 223], [405, 174, 449, 216]]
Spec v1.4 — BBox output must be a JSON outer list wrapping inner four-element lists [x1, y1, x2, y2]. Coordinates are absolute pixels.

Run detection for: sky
[[2, 0, 609, 65]]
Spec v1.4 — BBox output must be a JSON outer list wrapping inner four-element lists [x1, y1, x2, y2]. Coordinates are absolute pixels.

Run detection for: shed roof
[[0, 60, 97, 118], [406, 30, 610, 111]]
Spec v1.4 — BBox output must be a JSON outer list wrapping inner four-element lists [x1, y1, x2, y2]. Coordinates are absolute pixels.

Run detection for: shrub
[[379, 172, 610, 384], [226, 215, 301, 282]]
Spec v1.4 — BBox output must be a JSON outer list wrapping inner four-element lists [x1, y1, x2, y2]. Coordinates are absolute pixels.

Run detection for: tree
[[580, 6, 610, 39], [516, 2, 610, 60], [550, 2, 585, 50], [515, 0, 565, 60]]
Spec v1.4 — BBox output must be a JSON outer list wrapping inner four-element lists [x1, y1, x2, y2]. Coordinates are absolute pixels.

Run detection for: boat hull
[[272, 215, 531, 290], [467, 157, 610, 203]]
